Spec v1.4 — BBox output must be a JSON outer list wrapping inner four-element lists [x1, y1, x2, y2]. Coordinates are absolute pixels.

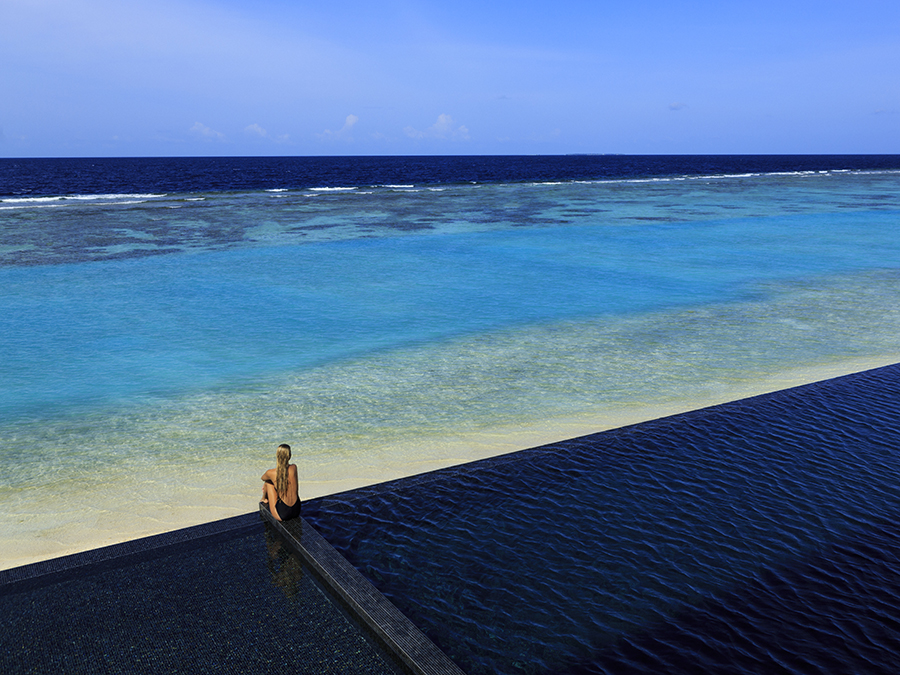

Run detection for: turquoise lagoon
[[1, 166, 899, 568]]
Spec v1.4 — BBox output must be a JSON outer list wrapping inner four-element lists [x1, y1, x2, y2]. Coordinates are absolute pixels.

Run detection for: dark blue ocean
[[5, 154, 898, 199]]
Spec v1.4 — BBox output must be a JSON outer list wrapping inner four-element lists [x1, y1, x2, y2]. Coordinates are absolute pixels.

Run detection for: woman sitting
[[261, 443, 301, 521]]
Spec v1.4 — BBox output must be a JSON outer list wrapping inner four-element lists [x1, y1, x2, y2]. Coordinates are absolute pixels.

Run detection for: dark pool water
[[0, 516, 402, 675], [304, 364, 900, 675]]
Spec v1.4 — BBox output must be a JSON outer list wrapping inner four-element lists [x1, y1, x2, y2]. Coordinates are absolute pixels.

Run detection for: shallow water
[[1, 159, 899, 568]]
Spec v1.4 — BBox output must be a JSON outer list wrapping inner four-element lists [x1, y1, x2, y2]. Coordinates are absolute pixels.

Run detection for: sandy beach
[[4, 354, 896, 572]]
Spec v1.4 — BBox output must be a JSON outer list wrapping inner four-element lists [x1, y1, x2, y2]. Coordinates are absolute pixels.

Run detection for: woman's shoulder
[[288, 463, 298, 474]]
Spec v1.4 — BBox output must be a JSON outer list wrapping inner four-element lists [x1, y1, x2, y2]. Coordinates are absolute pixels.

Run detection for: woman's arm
[[261, 468, 277, 483]]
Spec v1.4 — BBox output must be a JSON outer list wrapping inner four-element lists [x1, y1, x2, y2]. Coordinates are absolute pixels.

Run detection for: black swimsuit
[[275, 497, 302, 521]]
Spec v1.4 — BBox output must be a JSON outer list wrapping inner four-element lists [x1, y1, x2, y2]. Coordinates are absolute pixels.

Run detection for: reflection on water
[[264, 524, 306, 600]]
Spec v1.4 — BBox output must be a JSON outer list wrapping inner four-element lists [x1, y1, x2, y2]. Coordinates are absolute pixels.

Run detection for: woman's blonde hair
[[275, 444, 291, 499]]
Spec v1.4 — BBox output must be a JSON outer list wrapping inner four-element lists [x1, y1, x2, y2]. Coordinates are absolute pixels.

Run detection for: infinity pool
[[0, 515, 403, 675], [305, 364, 900, 674]]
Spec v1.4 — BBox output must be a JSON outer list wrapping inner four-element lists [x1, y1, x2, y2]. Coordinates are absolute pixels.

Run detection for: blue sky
[[2, 0, 898, 157]]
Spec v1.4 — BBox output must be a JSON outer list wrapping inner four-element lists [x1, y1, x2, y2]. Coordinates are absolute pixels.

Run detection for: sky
[[2, 0, 899, 157]]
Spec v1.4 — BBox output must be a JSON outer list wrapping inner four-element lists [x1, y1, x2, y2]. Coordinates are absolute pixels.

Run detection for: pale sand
[[3, 354, 898, 572]]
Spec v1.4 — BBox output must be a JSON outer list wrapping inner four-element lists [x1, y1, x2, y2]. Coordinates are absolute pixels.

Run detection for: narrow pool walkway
[[260, 504, 466, 675]]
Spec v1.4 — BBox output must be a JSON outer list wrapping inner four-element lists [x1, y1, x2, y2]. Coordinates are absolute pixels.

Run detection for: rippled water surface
[[305, 364, 900, 674]]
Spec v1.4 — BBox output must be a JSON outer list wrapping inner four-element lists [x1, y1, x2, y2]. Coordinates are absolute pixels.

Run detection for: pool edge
[[260, 504, 467, 675], [0, 511, 259, 587]]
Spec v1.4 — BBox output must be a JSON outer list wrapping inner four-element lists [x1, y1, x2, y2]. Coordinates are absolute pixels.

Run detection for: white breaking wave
[[64, 193, 166, 201], [532, 168, 900, 189], [0, 203, 65, 210], [0, 193, 167, 206]]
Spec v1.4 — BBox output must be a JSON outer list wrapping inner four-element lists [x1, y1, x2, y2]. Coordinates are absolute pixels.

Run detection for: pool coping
[[259, 504, 467, 675]]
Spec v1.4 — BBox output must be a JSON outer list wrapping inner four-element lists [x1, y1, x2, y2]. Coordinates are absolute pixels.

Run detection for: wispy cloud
[[244, 123, 290, 143], [404, 114, 470, 140], [668, 102, 688, 111], [190, 122, 225, 140], [318, 114, 359, 140]]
